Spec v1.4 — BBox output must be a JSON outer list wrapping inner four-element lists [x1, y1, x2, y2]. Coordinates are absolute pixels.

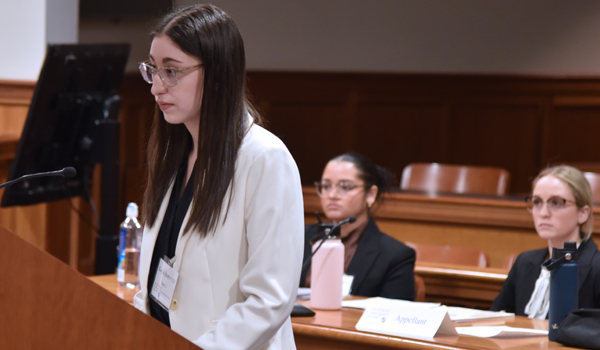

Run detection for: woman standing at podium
[[491, 165, 600, 317], [133, 5, 303, 349], [300, 152, 416, 300]]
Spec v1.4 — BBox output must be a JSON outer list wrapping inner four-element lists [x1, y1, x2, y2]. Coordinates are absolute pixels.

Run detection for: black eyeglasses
[[139, 61, 202, 87], [314, 181, 365, 197], [525, 196, 576, 214]]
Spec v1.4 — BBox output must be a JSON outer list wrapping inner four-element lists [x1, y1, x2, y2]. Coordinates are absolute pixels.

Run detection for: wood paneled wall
[[0, 80, 46, 248], [96, 71, 600, 209], [115, 75, 155, 212], [3, 72, 600, 271], [0, 78, 154, 275], [0, 81, 97, 273], [246, 72, 600, 194]]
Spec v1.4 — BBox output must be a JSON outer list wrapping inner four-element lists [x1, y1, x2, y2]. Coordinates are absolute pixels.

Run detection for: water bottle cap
[[126, 202, 139, 218], [543, 241, 579, 270]]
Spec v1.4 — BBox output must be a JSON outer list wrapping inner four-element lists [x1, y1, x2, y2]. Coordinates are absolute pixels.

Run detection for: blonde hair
[[533, 165, 594, 240]]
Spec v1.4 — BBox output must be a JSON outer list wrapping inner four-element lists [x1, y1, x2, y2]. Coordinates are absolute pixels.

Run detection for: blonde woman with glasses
[[491, 165, 600, 318], [299, 152, 416, 300]]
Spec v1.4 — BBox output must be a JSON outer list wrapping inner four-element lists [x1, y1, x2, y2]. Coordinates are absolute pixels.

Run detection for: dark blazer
[[491, 239, 600, 316], [300, 219, 416, 300]]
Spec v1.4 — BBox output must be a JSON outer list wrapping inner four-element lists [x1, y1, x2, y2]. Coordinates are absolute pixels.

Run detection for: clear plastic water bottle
[[117, 202, 142, 288]]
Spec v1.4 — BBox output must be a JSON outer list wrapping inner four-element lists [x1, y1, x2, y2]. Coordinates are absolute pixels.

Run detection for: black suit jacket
[[300, 219, 416, 300], [491, 239, 600, 316]]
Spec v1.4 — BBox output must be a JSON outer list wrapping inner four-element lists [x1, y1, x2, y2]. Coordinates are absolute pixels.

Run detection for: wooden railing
[[303, 187, 600, 268]]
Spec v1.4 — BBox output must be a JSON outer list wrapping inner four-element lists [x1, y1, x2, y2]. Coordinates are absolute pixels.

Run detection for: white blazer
[[134, 123, 304, 350]]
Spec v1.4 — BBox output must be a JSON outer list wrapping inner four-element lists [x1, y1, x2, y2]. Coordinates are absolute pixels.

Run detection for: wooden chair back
[[414, 274, 426, 302], [406, 242, 489, 268], [401, 163, 510, 196], [584, 172, 600, 204], [502, 253, 519, 270]]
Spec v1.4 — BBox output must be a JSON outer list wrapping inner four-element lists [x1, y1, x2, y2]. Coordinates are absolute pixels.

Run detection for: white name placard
[[356, 303, 457, 339]]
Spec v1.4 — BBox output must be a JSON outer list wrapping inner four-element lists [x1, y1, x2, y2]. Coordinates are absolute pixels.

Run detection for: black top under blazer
[[300, 219, 416, 300], [491, 239, 600, 316]]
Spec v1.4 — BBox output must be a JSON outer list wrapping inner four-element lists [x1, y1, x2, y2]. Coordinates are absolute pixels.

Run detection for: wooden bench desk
[[415, 262, 508, 309], [292, 298, 564, 350], [89, 274, 576, 350]]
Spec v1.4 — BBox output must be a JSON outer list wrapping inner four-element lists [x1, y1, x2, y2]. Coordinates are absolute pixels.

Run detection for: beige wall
[[6, 1, 600, 78], [0, 0, 47, 81], [166, 0, 600, 75], [0, 0, 78, 81]]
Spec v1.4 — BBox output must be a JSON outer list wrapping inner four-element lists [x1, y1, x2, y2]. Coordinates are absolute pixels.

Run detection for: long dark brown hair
[[143, 4, 260, 236]]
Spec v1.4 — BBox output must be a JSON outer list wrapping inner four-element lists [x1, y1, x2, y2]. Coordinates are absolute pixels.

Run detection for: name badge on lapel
[[150, 256, 179, 311]]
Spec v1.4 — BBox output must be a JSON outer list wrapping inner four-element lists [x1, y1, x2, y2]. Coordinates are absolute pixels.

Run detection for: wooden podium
[[0, 224, 198, 349]]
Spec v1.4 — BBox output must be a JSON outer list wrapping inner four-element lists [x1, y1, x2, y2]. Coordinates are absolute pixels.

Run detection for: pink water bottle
[[310, 237, 344, 310]]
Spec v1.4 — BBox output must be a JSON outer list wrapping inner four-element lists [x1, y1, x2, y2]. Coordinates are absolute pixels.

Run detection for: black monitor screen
[[1, 43, 129, 207]]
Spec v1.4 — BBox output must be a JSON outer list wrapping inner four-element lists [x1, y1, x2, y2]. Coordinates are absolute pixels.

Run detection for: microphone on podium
[[0, 167, 77, 190], [302, 215, 356, 272]]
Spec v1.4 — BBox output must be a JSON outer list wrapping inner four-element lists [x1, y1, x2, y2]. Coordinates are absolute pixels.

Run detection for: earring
[[368, 202, 373, 208]]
